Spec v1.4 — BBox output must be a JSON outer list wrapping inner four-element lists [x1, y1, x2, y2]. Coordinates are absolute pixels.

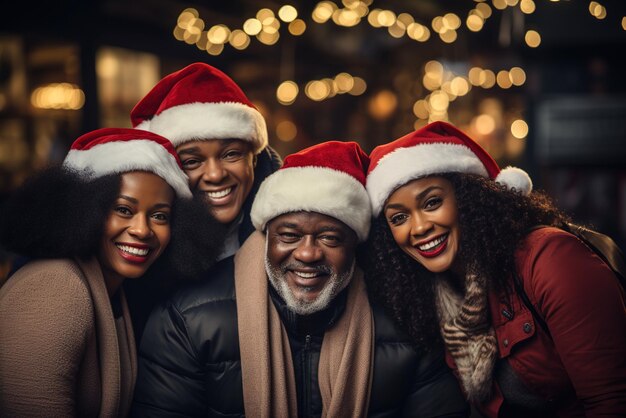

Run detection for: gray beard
[[264, 239, 355, 316]]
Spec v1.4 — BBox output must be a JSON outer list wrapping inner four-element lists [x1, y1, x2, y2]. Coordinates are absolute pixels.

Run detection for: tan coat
[[0, 257, 137, 417]]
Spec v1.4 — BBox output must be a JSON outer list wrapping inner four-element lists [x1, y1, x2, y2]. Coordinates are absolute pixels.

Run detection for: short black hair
[[0, 165, 225, 278]]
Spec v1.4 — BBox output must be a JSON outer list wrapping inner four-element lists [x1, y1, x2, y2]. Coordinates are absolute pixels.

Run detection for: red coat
[[445, 227, 626, 417]]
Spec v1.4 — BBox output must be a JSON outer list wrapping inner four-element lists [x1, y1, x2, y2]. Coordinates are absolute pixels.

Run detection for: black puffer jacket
[[131, 257, 469, 418]]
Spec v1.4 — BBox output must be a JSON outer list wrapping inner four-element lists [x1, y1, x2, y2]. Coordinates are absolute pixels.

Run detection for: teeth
[[293, 271, 320, 278], [418, 235, 447, 251], [117, 244, 149, 256], [207, 187, 232, 199]]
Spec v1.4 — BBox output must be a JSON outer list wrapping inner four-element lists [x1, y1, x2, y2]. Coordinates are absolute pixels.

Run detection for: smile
[[206, 187, 233, 199], [293, 270, 322, 279], [415, 233, 448, 258], [116, 244, 149, 256]]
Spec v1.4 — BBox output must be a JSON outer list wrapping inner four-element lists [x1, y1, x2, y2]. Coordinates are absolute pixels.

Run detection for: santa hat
[[130, 62, 268, 154], [63, 127, 192, 199], [251, 141, 371, 241], [367, 121, 532, 216]]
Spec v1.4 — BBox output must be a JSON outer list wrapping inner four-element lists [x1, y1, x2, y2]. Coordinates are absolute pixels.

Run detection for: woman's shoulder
[[1, 258, 92, 308], [518, 226, 582, 258]]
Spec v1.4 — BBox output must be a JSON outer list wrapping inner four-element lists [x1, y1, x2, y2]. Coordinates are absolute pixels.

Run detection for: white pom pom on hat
[[366, 121, 532, 216]]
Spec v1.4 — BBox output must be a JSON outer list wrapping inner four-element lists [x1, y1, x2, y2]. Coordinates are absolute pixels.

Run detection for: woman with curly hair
[[361, 121, 626, 417], [0, 128, 224, 417]]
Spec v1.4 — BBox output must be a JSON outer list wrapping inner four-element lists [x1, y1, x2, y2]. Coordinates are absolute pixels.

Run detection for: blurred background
[[1, 0, 625, 282]]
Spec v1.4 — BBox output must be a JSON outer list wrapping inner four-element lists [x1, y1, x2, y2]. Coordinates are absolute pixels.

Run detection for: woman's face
[[176, 138, 255, 224], [383, 176, 461, 274], [98, 172, 174, 293]]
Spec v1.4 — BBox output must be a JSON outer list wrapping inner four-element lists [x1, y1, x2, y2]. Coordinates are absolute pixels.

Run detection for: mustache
[[280, 261, 333, 275]]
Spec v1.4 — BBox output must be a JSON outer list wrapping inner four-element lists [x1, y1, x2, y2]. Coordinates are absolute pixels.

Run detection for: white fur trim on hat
[[495, 166, 532, 195], [135, 101, 268, 153], [366, 143, 489, 216], [63, 140, 192, 198], [251, 166, 371, 241]]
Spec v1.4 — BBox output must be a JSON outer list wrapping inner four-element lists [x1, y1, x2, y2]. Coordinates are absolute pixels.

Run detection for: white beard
[[264, 238, 355, 316]]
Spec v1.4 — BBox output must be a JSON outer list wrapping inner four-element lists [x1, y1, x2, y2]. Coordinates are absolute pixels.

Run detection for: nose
[[410, 212, 433, 238], [128, 214, 154, 240], [202, 158, 227, 183], [293, 235, 323, 264]]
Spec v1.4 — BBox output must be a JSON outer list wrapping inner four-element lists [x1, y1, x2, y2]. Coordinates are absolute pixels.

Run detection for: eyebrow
[[177, 138, 245, 155], [385, 186, 443, 211], [118, 195, 172, 209]]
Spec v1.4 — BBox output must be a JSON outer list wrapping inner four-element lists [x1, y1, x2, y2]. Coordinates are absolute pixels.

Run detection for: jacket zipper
[[301, 334, 311, 417]]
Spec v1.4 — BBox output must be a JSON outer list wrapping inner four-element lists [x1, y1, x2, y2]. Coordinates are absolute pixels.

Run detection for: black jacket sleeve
[[401, 350, 469, 418], [131, 300, 207, 417]]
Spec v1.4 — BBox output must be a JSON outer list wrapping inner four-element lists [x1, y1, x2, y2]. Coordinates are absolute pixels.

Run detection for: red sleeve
[[521, 228, 626, 416]]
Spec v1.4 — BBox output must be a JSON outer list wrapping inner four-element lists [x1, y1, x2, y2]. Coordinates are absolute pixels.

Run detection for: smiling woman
[[0, 128, 224, 417]]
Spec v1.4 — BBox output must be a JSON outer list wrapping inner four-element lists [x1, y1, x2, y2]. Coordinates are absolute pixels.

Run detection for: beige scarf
[[235, 231, 374, 418], [435, 274, 497, 402]]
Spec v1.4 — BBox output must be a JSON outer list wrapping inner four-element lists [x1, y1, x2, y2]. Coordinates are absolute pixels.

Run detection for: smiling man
[[131, 141, 468, 418]]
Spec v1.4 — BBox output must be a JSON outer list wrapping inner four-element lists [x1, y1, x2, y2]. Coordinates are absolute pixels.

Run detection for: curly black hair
[[360, 173, 570, 353], [0, 165, 226, 279]]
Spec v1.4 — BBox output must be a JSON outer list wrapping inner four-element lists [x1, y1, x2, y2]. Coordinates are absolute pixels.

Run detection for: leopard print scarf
[[435, 274, 497, 402]]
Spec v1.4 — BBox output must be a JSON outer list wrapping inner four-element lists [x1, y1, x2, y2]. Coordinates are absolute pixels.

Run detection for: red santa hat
[[63, 127, 192, 199], [130, 62, 268, 153], [367, 121, 532, 216], [251, 141, 371, 241]]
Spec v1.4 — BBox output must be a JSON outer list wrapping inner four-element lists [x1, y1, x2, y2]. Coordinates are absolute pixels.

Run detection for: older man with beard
[[131, 141, 468, 418]]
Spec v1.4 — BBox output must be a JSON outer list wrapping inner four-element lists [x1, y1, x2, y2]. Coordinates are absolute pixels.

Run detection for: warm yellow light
[[183, 27, 202, 44], [480, 70, 496, 88], [432, 16, 444, 33], [428, 90, 449, 112], [262, 17, 280, 34], [450, 76, 470, 96], [412, 99, 430, 119], [388, 21, 406, 38], [368, 9, 382, 27], [368, 90, 398, 120], [492, 0, 508, 10], [349, 77, 367, 95], [334, 9, 360, 27], [276, 120, 298, 142], [278, 5, 298, 22], [97, 53, 119, 79], [31, 83, 85, 110], [289, 19, 306, 35], [257, 8, 275, 22], [525, 30, 541, 47], [397, 13, 414, 26], [496, 70, 512, 89], [509, 67, 526, 86], [243, 18, 263, 35], [439, 29, 457, 43], [208, 25, 230, 44], [195, 33, 209, 50], [377, 10, 396, 27], [305, 80, 330, 101], [520, 0, 536, 14], [511, 119, 529, 138], [407, 23, 426, 40], [425, 60, 443, 75], [474, 114, 496, 135], [206, 43, 224, 56], [229, 30, 250, 49], [468, 67, 482, 86], [277, 81, 299, 105], [467, 14, 484, 32], [442, 13, 461, 30], [505, 0, 519, 6], [335, 73, 354, 93], [476, 3, 492, 18], [313, 1, 336, 23], [177, 9, 199, 29], [257, 30, 280, 45]]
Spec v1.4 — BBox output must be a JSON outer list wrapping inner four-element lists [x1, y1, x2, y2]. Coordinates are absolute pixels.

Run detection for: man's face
[[265, 211, 358, 315]]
